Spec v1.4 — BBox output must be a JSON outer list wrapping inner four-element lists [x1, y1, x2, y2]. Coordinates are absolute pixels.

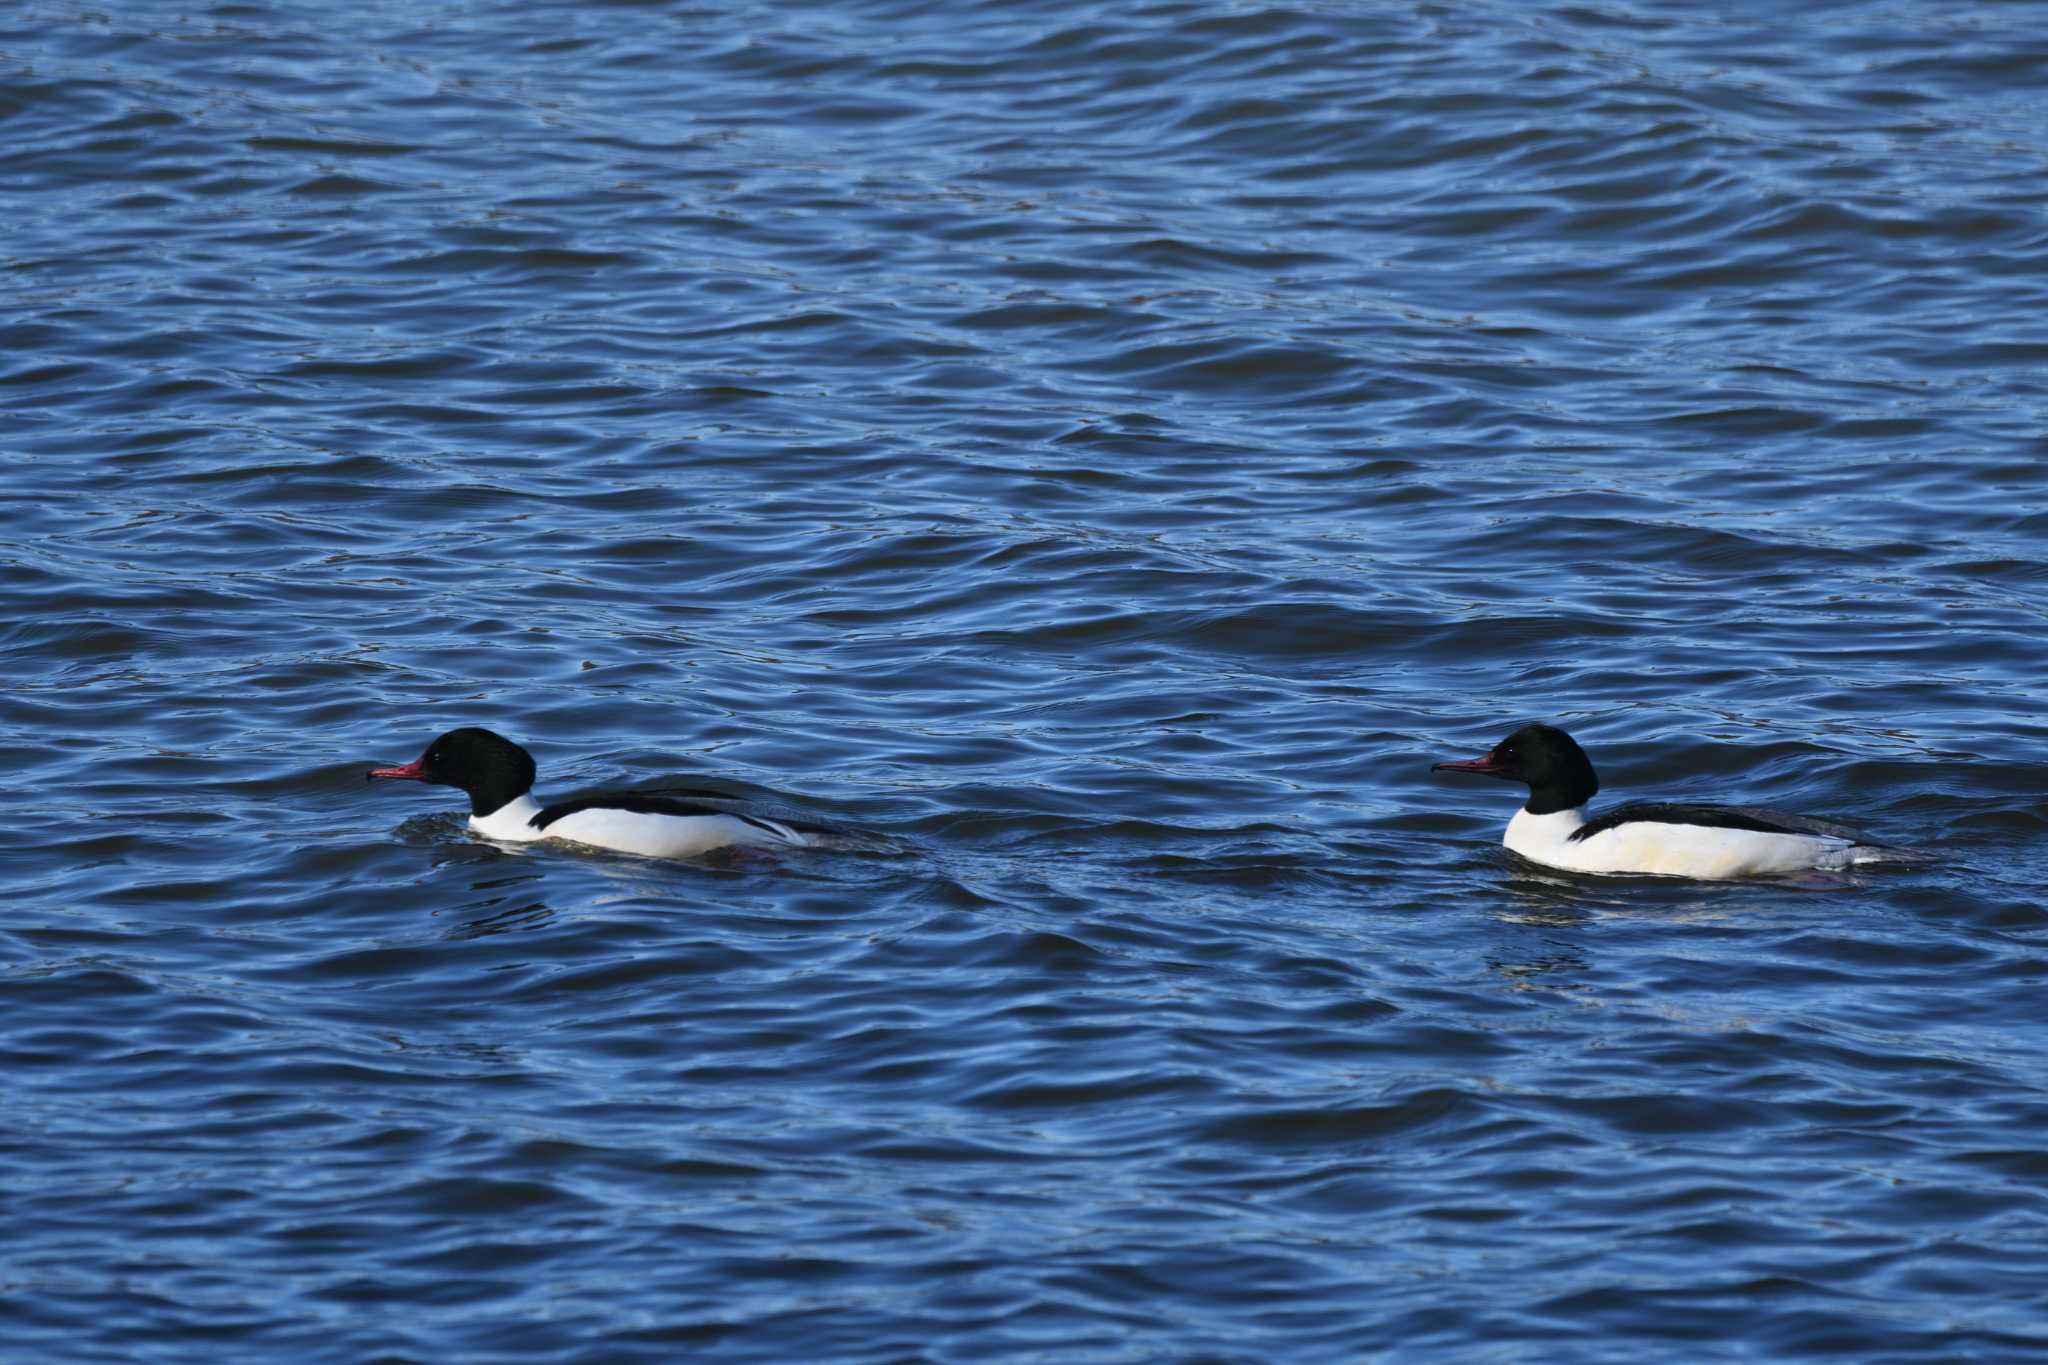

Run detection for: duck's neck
[[1525, 778, 1595, 816]]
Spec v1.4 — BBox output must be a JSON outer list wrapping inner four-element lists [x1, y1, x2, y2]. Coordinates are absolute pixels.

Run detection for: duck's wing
[[578, 781, 885, 849], [1569, 802, 1865, 845]]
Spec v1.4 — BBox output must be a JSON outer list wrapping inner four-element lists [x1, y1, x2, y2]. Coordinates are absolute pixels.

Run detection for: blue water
[[5, 1, 2047, 1359]]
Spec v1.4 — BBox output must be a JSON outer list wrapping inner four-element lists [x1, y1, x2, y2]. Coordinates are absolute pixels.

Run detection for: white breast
[[471, 796, 545, 843]]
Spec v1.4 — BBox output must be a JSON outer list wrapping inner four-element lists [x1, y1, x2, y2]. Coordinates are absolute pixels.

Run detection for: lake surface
[[5, 1, 2047, 1358]]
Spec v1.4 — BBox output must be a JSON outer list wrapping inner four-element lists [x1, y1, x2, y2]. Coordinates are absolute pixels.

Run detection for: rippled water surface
[[6, 1, 2048, 1358]]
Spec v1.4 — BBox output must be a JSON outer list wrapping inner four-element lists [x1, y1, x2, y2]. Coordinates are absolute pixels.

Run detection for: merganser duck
[[368, 727, 821, 859], [1433, 723, 1924, 880]]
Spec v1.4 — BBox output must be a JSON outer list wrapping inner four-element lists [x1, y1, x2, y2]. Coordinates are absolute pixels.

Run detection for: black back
[[1569, 802, 1878, 846], [532, 788, 800, 839]]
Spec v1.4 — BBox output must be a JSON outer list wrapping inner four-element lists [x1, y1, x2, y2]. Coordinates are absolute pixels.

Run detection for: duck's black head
[[1433, 723, 1599, 815], [368, 727, 537, 817]]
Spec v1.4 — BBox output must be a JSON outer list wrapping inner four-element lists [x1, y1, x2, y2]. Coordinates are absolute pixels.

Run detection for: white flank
[[1504, 807, 1856, 880], [470, 795, 807, 859]]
